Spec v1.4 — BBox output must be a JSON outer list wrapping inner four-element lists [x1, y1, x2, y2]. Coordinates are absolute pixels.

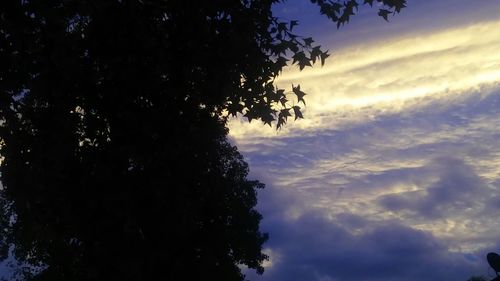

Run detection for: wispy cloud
[[232, 16, 500, 281], [245, 91, 500, 250], [246, 183, 485, 281], [228, 19, 500, 138]]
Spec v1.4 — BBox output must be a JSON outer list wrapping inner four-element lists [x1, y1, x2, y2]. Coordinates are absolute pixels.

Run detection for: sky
[[228, 1, 500, 281]]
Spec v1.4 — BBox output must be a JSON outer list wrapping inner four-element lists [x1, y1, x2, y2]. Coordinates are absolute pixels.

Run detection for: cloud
[[238, 85, 500, 281], [274, 0, 500, 51], [231, 10, 500, 281], [246, 193, 483, 281], [228, 19, 500, 138], [378, 157, 490, 220]]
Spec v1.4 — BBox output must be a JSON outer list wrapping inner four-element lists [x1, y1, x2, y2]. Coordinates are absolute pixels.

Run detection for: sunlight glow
[[228, 19, 500, 138]]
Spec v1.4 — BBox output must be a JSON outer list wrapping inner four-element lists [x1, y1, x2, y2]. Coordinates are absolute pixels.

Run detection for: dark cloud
[[378, 157, 488, 219], [232, 51, 500, 281], [238, 89, 500, 281], [247, 195, 481, 281]]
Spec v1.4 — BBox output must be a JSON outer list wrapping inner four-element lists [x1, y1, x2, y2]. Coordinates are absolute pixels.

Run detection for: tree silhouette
[[0, 1, 405, 280], [467, 276, 489, 281]]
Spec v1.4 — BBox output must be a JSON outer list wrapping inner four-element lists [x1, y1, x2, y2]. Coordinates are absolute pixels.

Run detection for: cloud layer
[[238, 89, 500, 281], [245, 206, 481, 281], [230, 11, 500, 281], [228, 19, 500, 138]]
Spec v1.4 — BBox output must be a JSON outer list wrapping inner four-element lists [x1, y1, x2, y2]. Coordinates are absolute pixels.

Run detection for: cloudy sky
[[228, 1, 500, 281]]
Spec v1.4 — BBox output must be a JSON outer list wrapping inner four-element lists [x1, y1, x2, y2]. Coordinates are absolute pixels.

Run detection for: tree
[[467, 276, 489, 281], [0, 0, 405, 280]]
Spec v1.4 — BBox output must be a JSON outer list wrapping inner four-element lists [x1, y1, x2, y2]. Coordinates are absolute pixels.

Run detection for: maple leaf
[[292, 105, 303, 120], [303, 37, 314, 46], [276, 108, 291, 130], [261, 112, 275, 127], [279, 96, 288, 107], [310, 46, 322, 64], [292, 84, 306, 105], [244, 110, 257, 123], [320, 51, 330, 66], [378, 9, 391, 21], [280, 108, 292, 119], [292, 51, 312, 70]]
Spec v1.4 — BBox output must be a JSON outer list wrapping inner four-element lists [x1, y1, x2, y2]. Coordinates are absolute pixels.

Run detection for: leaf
[[331, 2, 342, 13], [280, 108, 292, 119], [275, 56, 288, 69], [303, 37, 314, 46], [262, 115, 274, 127], [392, 0, 407, 13], [292, 84, 306, 105], [244, 110, 256, 123], [277, 22, 287, 32], [310, 46, 322, 64], [292, 105, 303, 120], [287, 41, 299, 53], [261, 109, 275, 126], [272, 43, 288, 55], [347, 0, 359, 10], [292, 51, 306, 65], [279, 96, 288, 107], [276, 89, 286, 103], [277, 117, 285, 130], [320, 51, 330, 66], [292, 51, 311, 70], [299, 59, 311, 70], [289, 20, 299, 31], [276, 108, 291, 130], [227, 102, 243, 117], [378, 9, 391, 21]]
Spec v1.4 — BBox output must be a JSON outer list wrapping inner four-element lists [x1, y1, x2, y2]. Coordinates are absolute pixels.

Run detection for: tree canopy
[[0, 0, 405, 280]]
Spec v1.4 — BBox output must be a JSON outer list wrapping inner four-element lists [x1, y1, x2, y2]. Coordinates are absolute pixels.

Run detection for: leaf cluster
[[312, 0, 407, 26], [227, 0, 406, 129]]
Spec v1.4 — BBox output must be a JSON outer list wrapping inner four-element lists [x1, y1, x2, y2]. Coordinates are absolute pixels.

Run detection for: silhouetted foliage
[[467, 276, 489, 281], [0, 0, 405, 280]]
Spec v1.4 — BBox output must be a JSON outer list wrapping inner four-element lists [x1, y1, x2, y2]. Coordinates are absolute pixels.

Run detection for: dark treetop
[[0, 0, 405, 280]]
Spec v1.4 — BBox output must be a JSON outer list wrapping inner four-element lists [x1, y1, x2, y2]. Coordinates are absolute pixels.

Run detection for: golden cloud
[[228, 19, 500, 139]]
